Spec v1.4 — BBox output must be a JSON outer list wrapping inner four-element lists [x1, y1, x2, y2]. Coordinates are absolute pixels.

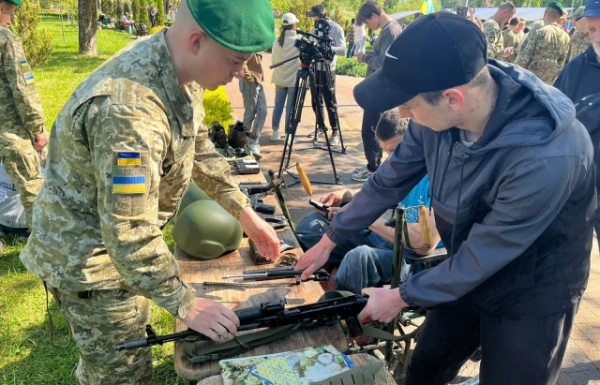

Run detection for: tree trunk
[[79, 0, 98, 56]]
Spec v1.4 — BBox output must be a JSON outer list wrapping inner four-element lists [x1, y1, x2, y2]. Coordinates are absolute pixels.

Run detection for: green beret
[[547, 1, 565, 15], [187, 0, 275, 53], [5, 0, 22, 5]]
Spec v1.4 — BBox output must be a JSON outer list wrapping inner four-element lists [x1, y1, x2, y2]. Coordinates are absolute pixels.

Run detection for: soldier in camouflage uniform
[[502, 17, 525, 62], [0, 0, 46, 230], [482, 2, 516, 60], [568, 7, 592, 61], [20, 0, 278, 383], [515, 2, 571, 84]]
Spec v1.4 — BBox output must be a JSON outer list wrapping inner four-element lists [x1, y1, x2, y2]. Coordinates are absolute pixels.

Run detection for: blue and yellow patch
[[24, 74, 34, 85], [113, 175, 146, 194], [117, 152, 142, 166]]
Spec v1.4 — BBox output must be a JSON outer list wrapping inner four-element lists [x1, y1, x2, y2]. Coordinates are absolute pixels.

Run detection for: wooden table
[[174, 171, 348, 382], [196, 353, 398, 385]]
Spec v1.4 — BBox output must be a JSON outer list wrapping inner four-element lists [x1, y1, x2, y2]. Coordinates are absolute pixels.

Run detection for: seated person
[[295, 110, 443, 283], [120, 12, 132, 27]]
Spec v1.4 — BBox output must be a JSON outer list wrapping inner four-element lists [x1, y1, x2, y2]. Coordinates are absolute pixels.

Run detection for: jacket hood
[[464, 61, 576, 155]]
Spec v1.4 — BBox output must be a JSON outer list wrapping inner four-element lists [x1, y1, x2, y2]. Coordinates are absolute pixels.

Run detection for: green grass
[[336, 56, 368, 77], [0, 17, 186, 384]]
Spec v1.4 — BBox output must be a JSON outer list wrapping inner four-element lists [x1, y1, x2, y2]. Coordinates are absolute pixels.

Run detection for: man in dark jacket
[[297, 12, 594, 385], [555, 0, 600, 247]]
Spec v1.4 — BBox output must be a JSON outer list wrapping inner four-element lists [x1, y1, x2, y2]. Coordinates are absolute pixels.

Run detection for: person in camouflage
[[482, 2, 516, 60], [0, 0, 46, 230], [515, 2, 570, 84], [502, 16, 525, 62], [19, 0, 279, 384], [568, 7, 592, 62]]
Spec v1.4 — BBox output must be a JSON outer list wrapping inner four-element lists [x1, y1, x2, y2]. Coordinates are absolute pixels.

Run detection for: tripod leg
[[279, 69, 309, 177], [325, 64, 346, 154]]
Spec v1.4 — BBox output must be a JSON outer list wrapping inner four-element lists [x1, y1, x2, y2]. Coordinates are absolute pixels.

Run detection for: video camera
[[294, 17, 334, 65]]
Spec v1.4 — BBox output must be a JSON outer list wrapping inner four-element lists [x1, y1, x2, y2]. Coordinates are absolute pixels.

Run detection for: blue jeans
[[334, 247, 424, 294], [346, 42, 355, 58], [239, 81, 267, 146], [272, 85, 295, 132], [295, 211, 390, 265]]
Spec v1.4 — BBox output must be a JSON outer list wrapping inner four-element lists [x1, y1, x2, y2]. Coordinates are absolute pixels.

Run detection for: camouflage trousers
[[0, 130, 43, 229], [49, 286, 153, 385]]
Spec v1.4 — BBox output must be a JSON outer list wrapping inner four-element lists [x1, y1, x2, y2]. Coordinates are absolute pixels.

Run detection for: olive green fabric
[[177, 182, 212, 219], [548, 1, 565, 15], [174, 200, 242, 260], [186, 0, 275, 53], [309, 362, 387, 385]]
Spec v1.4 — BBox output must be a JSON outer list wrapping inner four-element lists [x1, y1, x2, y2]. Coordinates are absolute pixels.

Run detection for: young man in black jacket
[[298, 12, 594, 385]]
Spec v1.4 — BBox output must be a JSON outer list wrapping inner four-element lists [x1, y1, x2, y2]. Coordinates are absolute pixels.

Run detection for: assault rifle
[[115, 293, 368, 351]]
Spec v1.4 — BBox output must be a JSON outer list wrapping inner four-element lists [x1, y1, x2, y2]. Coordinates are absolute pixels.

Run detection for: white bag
[[0, 162, 27, 229]]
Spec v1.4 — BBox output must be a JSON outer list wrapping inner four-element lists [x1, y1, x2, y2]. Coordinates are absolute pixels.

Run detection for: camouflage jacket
[[502, 29, 522, 63], [568, 30, 591, 62], [483, 18, 504, 60], [514, 22, 570, 84], [20, 30, 249, 320], [0, 26, 45, 137]]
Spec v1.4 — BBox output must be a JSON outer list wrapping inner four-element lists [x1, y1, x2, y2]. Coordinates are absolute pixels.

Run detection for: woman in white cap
[[270, 12, 300, 141]]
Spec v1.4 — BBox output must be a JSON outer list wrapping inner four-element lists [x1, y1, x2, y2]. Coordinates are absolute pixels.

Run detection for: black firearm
[[115, 293, 369, 351]]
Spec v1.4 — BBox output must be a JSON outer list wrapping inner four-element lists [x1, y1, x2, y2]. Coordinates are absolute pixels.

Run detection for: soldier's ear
[[189, 30, 209, 55]]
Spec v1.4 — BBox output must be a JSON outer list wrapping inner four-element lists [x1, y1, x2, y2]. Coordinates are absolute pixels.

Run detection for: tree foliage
[[132, 0, 150, 26], [155, 0, 165, 26], [12, 0, 53, 68]]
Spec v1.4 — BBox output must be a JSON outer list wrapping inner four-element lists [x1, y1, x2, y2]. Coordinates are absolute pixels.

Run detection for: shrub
[[155, 0, 165, 26], [13, 0, 53, 68], [132, 0, 149, 27], [203, 87, 234, 135], [335, 57, 367, 78], [124, 2, 131, 15]]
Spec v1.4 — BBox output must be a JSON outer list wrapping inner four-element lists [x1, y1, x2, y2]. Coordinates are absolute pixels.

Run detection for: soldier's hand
[[239, 206, 280, 261], [33, 132, 47, 151], [296, 234, 336, 280], [358, 287, 408, 324], [502, 47, 514, 58], [183, 298, 239, 342]]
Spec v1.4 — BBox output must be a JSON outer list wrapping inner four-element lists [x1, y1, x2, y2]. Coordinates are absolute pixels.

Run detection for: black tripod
[[271, 32, 343, 186]]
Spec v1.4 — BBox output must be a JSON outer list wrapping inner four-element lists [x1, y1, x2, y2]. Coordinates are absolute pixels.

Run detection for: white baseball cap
[[282, 13, 299, 25]]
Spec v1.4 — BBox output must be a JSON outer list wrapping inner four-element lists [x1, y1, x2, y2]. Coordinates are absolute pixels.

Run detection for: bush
[[155, 0, 165, 26], [203, 87, 234, 135], [132, 0, 149, 26], [13, 0, 53, 68], [335, 57, 367, 78]]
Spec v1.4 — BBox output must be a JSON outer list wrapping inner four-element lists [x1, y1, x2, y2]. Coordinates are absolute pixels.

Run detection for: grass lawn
[[0, 17, 186, 385]]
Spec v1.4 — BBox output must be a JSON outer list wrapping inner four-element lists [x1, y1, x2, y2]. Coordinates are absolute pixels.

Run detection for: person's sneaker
[[351, 168, 374, 182], [271, 130, 280, 141], [329, 132, 340, 146], [248, 143, 262, 160], [354, 165, 368, 173]]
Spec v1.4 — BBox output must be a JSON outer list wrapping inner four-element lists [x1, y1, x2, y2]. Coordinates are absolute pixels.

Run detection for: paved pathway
[[224, 54, 600, 384]]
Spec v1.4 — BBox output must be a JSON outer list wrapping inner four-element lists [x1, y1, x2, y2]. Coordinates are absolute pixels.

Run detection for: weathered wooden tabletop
[[173, 171, 348, 382]]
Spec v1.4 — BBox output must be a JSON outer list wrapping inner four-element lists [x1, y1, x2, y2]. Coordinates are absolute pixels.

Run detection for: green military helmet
[[173, 200, 243, 260], [177, 182, 212, 219]]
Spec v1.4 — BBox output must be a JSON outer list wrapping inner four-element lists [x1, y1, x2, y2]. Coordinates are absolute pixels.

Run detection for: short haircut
[[546, 7, 562, 20], [419, 67, 490, 106], [518, 17, 526, 23], [311, 4, 326, 16], [357, 1, 384, 25], [499, 2, 516, 12], [509, 17, 519, 26], [375, 110, 410, 141]]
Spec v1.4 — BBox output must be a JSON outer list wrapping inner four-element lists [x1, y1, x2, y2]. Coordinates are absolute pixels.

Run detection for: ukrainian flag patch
[[112, 166, 147, 194], [117, 152, 142, 166], [20, 60, 28, 67], [24, 74, 34, 85]]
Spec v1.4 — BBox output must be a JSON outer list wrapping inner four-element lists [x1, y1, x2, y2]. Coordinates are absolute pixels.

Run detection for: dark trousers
[[406, 294, 578, 385], [311, 69, 339, 134], [361, 109, 382, 172], [347, 42, 355, 58]]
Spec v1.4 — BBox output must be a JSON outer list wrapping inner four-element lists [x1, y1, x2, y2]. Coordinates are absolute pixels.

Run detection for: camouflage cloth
[[49, 286, 152, 385], [502, 29, 523, 63], [568, 30, 591, 62], [20, 30, 250, 384], [483, 17, 504, 59], [0, 26, 45, 228], [514, 22, 570, 84]]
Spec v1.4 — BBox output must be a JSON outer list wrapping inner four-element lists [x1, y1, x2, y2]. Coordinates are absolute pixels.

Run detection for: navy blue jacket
[[329, 61, 595, 319]]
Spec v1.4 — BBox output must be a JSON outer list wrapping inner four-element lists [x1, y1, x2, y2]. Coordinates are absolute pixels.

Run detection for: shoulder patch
[[117, 151, 142, 166], [20, 60, 34, 85], [112, 166, 147, 194], [489, 36, 496, 44]]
